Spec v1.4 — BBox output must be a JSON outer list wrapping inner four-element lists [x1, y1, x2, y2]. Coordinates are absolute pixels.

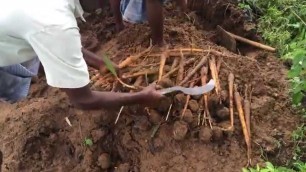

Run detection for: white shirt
[[0, 0, 90, 88]]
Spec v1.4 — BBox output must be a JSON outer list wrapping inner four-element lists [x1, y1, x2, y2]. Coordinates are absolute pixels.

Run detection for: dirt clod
[[182, 109, 193, 124], [199, 126, 212, 143], [216, 107, 230, 121], [157, 97, 172, 113], [251, 96, 276, 115], [208, 96, 219, 111], [158, 78, 174, 88], [220, 90, 229, 104], [153, 138, 165, 152], [174, 94, 186, 106], [218, 121, 230, 128], [148, 109, 162, 124], [252, 81, 267, 96], [115, 163, 130, 172], [188, 100, 199, 112], [173, 121, 188, 141], [97, 153, 111, 169], [212, 128, 224, 142], [256, 136, 280, 156], [191, 95, 202, 100], [218, 121, 234, 136], [134, 116, 151, 131], [84, 150, 94, 166], [91, 129, 107, 143]]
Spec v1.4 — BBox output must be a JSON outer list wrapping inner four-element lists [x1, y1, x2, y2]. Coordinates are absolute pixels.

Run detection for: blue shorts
[[120, 0, 166, 23], [0, 58, 40, 103]]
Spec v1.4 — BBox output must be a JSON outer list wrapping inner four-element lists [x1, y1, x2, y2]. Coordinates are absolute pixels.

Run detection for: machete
[[159, 79, 215, 95]]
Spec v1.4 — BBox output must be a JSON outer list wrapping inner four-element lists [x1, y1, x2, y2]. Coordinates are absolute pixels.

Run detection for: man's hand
[[139, 84, 164, 107], [99, 61, 120, 76], [82, 48, 120, 75]]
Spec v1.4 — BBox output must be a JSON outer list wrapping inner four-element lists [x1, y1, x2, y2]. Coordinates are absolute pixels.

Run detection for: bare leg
[[176, 0, 187, 12], [146, 0, 164, 46], [109, 0, 124, 32]]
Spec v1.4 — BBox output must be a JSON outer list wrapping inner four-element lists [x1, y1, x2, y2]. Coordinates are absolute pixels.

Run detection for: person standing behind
[[109, 0, 187, 47]]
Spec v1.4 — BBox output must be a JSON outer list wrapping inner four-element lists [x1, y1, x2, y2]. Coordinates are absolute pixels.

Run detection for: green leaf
[[293, 92, 304, 104], [242, 168, 249, 172], [265, 162, 274, 169], [102, 54, 117, 77], [84, 138, 93, 146], [288, 67, 302, 78], [292, 51, 306, 63], [302, 60, 306, 69], [294, 162, 306, 171], [288, 23, 301, 28]]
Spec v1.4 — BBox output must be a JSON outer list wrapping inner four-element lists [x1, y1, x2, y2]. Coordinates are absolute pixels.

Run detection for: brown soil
[[98, 153, 111, 169], [0, 2, 302, 172], [173, 121, 189, 141], [199, 126, 213, 143]]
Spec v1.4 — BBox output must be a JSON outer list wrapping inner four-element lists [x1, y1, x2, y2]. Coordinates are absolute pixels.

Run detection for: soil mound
[[0, 3, 301, 172]]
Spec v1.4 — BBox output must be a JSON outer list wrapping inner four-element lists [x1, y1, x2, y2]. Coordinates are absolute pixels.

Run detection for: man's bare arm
[[62, 84, 162, 110]]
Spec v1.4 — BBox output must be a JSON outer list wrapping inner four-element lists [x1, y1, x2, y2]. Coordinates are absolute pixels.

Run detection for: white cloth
[[0, 0, 90, 88]]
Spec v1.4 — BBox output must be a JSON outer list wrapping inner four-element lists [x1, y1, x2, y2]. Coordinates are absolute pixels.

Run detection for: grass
[[242, 161, 306, 172], [292, 124, 306, 162], [237, 1, 306, 171], [238, 0, 306, 105], [241, 124, 306, 171]]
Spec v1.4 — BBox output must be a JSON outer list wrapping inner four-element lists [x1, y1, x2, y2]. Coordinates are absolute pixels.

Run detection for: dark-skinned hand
[[138, 84, 164, 107]]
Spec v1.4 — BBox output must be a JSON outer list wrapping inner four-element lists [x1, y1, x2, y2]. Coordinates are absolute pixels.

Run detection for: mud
[[158, 78, 175, 88], [216, 107, 230, 121], [199, 126, 213, 143], [148, 109, 162, 125], [188, 100, 200, 113], [98, 153, 111, 169], [182, 109, 194, 124], [0, 2, 302, 172], [173, 121, 189, 141]]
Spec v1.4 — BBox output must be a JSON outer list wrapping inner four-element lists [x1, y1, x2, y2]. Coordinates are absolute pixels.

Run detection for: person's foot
[[115, 22, 125, 32], [151, 36, 165, 48], [176, 0, 187, 12], [151, 41, 169, 53]]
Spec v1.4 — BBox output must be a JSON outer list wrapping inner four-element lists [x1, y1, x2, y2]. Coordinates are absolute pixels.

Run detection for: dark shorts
[[0, 58, 40, 102], [120, 0, 166, 23]]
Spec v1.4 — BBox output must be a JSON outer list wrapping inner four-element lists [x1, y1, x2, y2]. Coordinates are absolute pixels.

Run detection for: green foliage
[[293, 162, 306, 172], [241, 125, 305, 171], [239, 0, 306, 105], [292, 125, 306, 161], [103, 54, 117, 77], [84, 138, 93, 147], [238, 3, 252, 11], [238, 2, 306, 171], [242, 161, 306, 172]]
